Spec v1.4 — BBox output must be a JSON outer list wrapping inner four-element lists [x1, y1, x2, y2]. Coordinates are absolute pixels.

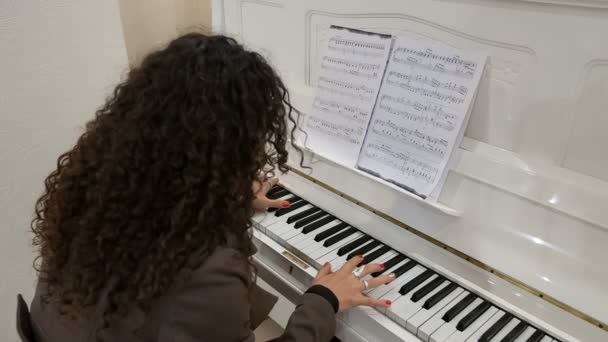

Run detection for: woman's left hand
[[253, 177, 290, 211]]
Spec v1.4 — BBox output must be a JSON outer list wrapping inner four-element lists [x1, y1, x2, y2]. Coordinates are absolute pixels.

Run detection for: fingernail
[[324, 262, 330, 267], [380, 264, 385, 269], [385, 300, 392, 306], [357, 254, 364, 260], [282, 201, 290, 208], [389, 273, 396, 278]]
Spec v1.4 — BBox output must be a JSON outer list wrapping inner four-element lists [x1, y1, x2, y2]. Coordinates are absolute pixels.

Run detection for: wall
[[118, 0, 212, 66], [0, 0, 128, 340]]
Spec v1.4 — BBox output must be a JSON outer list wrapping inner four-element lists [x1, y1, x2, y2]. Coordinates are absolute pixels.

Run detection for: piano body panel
[[213, 0, 608, 340]]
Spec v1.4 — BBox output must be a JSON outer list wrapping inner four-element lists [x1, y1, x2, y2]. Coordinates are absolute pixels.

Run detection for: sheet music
[[303, 26, 393, 167], [357, 36, 487, 196]]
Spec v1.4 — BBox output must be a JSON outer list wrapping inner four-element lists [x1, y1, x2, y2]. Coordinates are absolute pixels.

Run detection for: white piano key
[[406, 286, 466, 335], [254, 193, 294, 223], [513, 327, 536, 342], [266, 205, 315, 234], [367, 262, 423, 298], [488, 318, 521, 342], [430, 297, 484, 342], [540, 336, 553, 342], [417, 291, 470, 342], [287, 219, 342, 245], [324, 240, 379, 269], [464, 309, 505, 342], [388, 279, 450, 328], [442, 306, 499, 342]]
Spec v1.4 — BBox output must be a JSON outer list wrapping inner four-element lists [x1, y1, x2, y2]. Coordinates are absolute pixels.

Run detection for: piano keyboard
[[254, 185, 561, 342]]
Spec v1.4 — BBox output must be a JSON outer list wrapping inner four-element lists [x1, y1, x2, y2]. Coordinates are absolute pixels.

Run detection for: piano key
[[314, 222, 349, 241], [372, 254, 406, 277], [267, 188, 288, 199], [463, 309, 505, 342], [300, 215, 336, 233], [485, 317, 520, 342], [275, 200, 308, 216], [286, 206, 322, 224], [393, 259, 418, 278], [406, 286, 466, 335], [288, 219, 342, 246], [440, 303, 499, 342], [293, 211, 327, 228], [411, 276, 446, 303], [478, 312, 514, 342], [442, 293, 477, 322], [400, 269, 435, 295], [364, 258, 411, 296], [333, 243, 386, 270], [539, 337, 553, 342], [418, 291, 470, 342], [337, 235, 372, 256], [264, 204, 315, 231], [387, 278, 449, 327], [513, 327, 536, 342], [323, 227, 358, 247], [502, 322, 528, 342], [360, 245, 391, 265], [456, 301, 492, 331], [306, 231, 364, 261], [319, 239, 378, 267], [524, 330, 546, 342], [368, 263, 424, 299], [424, 282, 459, 310], [347, 240, 382, 260], [430, 297, 484, 342], [253, 192, 294, 224], [378, 268, 435, 315]]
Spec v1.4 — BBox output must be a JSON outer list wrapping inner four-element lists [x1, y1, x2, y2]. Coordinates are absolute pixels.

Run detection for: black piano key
[[360, 245, 390, 265], [314, 222, 348, 240], [337, 235, 371, 256], [275, 200, 307, 217], [266, 185, 284, 198], [301, 215, 335, 233], [287, 207, 322, 224], [392, 260, 417, 278], [267, 188, 289, 199], [399, 269, 435, 295], [525, 330, 546, 342], [268, 195, 299, 212], [323, 227, 357, 247], [372, 254, 406, 277], [478, 312, 514, 342], [501, 321, 528, 342], [423, 282, 458, 309], [456, 301, 492, 331], [347, 240, 381, 260], [441, 292, 477, 322], [294, 211, 326, 227], [411, 276, 445, 303]]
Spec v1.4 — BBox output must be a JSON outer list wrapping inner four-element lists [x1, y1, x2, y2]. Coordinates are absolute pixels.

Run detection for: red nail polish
[[282, 201, 290, 208], [385, 300, 392, 306], [380, 264, 385, 269], [357, 254, 364, 260]]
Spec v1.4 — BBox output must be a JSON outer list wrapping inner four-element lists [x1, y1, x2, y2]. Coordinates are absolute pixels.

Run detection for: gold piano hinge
[[282, 250, 309, 269], [287, 166, 608, 333]]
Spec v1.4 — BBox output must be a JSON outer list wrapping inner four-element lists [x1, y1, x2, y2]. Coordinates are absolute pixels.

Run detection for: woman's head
[[32, 33, 299, 323]]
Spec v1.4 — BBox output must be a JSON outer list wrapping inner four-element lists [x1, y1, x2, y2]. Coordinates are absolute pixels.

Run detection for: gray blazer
[[30, 246, 336, 341]]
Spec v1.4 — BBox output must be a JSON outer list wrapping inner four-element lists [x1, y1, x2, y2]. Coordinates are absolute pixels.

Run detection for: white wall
[[0, 1, 128, 340]]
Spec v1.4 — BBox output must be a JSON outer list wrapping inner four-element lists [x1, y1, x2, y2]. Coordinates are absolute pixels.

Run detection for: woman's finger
[[338, 255, 364, 275], [315, 262, 332, 280], [263, 198, 289, 209], [268, 177, 280, 187], [353, 295, 391, 308], [365, 273, 396, 289], [358, 263, 384, 278]]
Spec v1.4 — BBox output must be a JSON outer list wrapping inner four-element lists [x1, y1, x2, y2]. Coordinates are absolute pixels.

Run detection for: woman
[[30, 33, 394, 342]]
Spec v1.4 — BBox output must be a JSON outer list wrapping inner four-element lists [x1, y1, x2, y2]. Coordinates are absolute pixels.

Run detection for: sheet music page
[[302, 26, 393, 167], [357, 36, 487, 197]]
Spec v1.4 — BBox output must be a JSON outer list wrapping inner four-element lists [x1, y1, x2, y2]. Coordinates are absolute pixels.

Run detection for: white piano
[[212, 1, 608, 341]]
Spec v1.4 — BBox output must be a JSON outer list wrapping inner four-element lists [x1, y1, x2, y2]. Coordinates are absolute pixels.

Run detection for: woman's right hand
[[312, 255, 395, 312]]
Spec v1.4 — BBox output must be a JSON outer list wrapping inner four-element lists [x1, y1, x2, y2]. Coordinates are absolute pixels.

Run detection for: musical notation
[[358, 35, 486, 196], [361, 142, 438, 183], [305, 27, 393, 167], [370, 119, 447, 157], [312, 98, 368, 124], [307, 116, 364, 145]]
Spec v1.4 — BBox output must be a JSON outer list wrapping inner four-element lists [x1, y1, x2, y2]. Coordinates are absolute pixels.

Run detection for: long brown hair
[[31, 33, 301, 331]]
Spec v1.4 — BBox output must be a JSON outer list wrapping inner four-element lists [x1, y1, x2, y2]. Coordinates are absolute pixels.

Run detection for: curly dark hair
[[31, 32, 302, 334]]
